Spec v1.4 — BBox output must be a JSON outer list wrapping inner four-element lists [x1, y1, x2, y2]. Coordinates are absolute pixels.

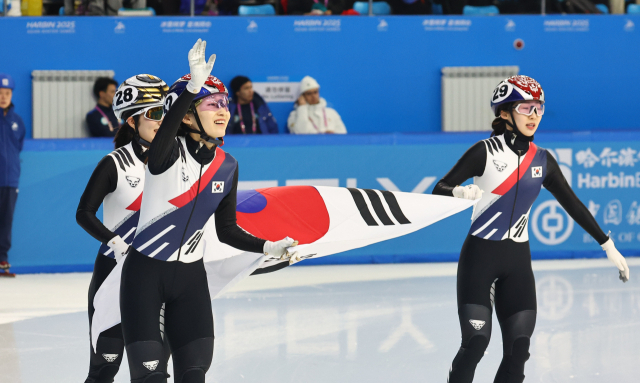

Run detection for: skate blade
[[0, 270, 16, 277]]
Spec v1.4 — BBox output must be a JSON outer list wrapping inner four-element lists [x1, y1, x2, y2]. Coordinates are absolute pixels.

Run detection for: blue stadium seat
[[432, 2, 443, 14], [463, 5, 500, 15], [238, 4, 276, 15], [596, 3, 609, 13], [353, 1, 392, 15], [628, 4, 640, 14]]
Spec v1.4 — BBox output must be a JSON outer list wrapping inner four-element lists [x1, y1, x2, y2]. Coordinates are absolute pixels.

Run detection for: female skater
[[433, 75, 630, 383], [77, 74, 170, 383], [120, 40, 297, 383]]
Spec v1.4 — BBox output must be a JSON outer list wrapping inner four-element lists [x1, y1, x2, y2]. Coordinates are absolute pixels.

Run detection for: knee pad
[[87, 337, 124, 383], [172, 337, 214, 383], [459, 304, 492, 348], [126, 341, 168, 382], [501, 310, 535, 356]]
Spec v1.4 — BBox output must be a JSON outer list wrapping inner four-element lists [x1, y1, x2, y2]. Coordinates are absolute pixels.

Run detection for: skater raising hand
[[433, 75, 629, 383], [119, 39, 298, 383]]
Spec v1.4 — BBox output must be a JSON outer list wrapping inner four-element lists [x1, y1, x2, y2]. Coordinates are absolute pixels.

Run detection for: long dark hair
[[113, 113, 140, 149], [490, 102, 513, 137]]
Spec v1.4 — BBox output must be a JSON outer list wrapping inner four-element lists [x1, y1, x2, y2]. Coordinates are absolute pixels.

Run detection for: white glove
[[107, 235, 130, 262], [264, 237, 299, 264], [452, 184, 484, 200], [186, 39, 216, 94], [601, 238, 630, 283]]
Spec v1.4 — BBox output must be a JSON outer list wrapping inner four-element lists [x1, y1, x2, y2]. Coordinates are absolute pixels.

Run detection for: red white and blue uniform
[[433, 131, 609, 383], [120, 86, 266, 383], [76, 140, 147, 382]]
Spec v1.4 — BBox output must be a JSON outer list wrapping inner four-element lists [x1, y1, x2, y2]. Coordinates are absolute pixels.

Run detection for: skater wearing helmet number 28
[[76, 74, 172, 382], [433, 75, 630, 383], [119, 40, 299, 383]]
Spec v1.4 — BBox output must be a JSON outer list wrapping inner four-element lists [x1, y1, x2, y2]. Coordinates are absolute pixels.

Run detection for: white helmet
[[112, 74, 168, 120]]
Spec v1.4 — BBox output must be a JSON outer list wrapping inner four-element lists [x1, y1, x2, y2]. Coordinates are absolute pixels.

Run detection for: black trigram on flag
[[347, 188, 411, 226]]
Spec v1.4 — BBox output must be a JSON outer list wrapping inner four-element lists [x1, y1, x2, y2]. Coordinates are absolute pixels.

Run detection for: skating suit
[[76, 141, 150, 383], [433, 132, 607, 383]]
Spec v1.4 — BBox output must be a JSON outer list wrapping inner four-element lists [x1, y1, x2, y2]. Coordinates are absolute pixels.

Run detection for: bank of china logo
[[212, 181, 224, 193], [604, 200, 622, 225], [143, 360, 159, 371], [181, 168, 189, 182], [493, 160, 507, 172], [532, 166, 542, 178], [126, 176, 140, 188], [469, 320, 485, 330], [102, 354, 118, 362], [532, 200, 574, 245]]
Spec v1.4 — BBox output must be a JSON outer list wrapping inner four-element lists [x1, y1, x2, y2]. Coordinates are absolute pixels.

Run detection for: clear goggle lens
[[513, 101, 545, 116], [196, 95, 229, 111], [133, 106, 165, 121]]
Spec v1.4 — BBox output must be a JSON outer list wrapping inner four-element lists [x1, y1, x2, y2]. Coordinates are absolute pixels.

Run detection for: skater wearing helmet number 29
[[119, 40, 299, 383], [433, 75, 630, 383]]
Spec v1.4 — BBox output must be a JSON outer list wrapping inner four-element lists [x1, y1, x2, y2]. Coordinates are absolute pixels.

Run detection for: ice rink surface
[[1, 258, 639, 383]]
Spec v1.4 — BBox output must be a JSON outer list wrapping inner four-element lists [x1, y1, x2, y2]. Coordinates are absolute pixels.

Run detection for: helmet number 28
[[492, 82, 513, 103], [114, 86, 139, 108]]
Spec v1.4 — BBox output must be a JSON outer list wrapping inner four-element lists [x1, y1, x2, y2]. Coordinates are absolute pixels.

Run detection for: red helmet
[[491, 75, 544, 116]]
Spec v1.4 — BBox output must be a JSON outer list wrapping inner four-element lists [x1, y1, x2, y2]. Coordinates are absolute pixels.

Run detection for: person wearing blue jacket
[[228, 76, 278, 134], [0, 74, 25, 277]]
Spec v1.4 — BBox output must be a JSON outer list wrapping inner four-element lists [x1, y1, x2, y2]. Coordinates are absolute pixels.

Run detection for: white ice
[[1, 258, 639, 383]]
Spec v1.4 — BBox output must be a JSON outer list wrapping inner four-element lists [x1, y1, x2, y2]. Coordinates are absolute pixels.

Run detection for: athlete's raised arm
[[148, 39, 215, 175]]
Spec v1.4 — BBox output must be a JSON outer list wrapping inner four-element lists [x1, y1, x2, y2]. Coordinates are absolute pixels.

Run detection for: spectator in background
[[288, 0, 345, 14], [86, 77, 119, 137], [288, 76, 346, 134], [228, 76, 278, 135], [0, 74, 25, 277]]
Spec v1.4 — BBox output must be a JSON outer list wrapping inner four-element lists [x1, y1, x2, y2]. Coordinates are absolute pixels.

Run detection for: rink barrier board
[[1, 15, 640, 138], [9, 131, 640, 274]]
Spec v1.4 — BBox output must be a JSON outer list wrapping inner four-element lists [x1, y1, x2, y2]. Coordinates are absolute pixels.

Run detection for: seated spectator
[[228, 76, 278, 135], [287, 76, 346, 135], [86, 0, 146, 15], [86, 77, 119, 137], [288, 0, 345, 14]]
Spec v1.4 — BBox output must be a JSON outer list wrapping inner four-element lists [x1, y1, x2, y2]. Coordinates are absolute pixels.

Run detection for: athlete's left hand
[[264, 237, 299, 264], [602, 238, 630, 282]]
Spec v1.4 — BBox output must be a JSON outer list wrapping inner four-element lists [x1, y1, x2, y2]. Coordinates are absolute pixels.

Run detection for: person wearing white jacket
[[287, 76, 347, 134]]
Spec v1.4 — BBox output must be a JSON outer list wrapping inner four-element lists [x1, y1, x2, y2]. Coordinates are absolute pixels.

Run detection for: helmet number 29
[[114, 86, 139, 108], [491, 82, 513, 104]]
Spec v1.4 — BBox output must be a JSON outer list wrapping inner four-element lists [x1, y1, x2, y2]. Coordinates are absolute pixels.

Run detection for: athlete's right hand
[[107, 235, 129, 262], [186, 38, 216, 94], [264, 237, 299, 264], [453, 184, 483, 200], [601, 238, 630, 282]]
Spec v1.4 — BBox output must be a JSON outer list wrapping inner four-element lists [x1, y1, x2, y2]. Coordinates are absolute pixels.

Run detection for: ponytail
[[490, 102, 513, 137], [113, 113, 140, 149]]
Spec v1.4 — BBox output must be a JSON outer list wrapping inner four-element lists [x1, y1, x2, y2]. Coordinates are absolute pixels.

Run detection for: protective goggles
[[132, 105, 165, 121], [195, 94, 229, 112], [513, 101, 545, 116]]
